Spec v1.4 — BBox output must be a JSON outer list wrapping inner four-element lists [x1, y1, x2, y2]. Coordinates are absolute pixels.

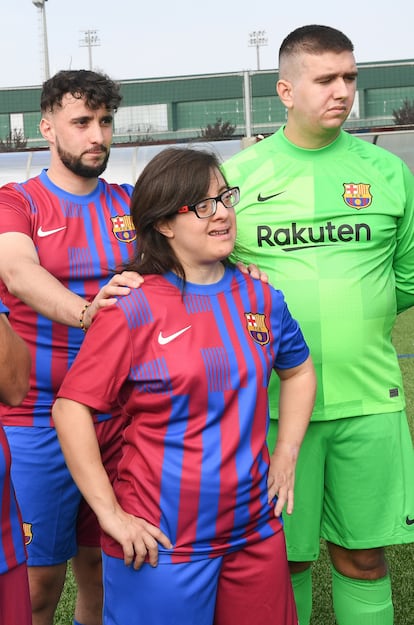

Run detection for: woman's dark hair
[[125, 147, 227, 282]]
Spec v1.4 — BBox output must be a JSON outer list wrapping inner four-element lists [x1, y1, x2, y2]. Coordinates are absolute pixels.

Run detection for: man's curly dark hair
[[40, 69, 122, 113]]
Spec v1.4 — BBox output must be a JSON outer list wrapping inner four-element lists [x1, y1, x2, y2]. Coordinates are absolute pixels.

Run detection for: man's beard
[[57, 141, 110, 178]]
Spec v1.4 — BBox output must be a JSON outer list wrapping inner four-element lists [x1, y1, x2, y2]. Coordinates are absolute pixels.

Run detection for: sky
[[1, 0, 414, 89]]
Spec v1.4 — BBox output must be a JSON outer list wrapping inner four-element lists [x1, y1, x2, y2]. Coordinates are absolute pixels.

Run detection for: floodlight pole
[[32, 0, 50, 81], [79, 29, 101, 70], [248, 30, 268, 70]]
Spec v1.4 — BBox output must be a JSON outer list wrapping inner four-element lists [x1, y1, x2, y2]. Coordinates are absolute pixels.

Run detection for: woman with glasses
[[52, 147, 316, 625]]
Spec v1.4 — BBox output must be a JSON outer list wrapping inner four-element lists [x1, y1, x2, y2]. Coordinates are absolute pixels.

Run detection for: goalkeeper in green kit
[[222, 24, 414, 625]]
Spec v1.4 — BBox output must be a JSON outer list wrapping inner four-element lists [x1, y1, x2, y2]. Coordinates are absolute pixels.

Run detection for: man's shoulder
[[222, 132, 280, 175], [99, 179, 134, 197], [346, 131, 407, 166], [0, 174, 43, 204]]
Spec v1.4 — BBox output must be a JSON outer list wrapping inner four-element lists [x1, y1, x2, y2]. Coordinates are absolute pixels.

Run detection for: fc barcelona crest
[[342, 183, 372, 209], [245, 312, 270, 346], [23, 522, 33, 546], [111, 215, 137, 243]]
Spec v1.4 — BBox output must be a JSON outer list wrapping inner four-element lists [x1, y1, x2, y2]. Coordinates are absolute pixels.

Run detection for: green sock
[[331, 567, 393, 625], [291, 568, 312, 625]]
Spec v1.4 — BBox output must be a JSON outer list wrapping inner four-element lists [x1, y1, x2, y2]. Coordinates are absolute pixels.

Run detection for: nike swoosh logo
[[37, 226, 67, 238], [406, 516, 414, 526], [158, 325, 191, 345], [257, 191, 285, 202]]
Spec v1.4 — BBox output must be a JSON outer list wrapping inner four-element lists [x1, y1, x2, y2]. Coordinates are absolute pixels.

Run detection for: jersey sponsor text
[[257, 220, 371, 251]]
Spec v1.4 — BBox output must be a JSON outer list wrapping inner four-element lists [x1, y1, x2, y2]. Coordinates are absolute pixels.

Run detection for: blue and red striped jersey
[[57, 268, 310, 561], [0, 169, 135, 427]]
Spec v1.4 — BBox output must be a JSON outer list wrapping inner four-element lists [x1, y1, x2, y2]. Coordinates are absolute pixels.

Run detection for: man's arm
[[394, 164, 414, 313], [0, 312, 31, 405], [0, 232, 143, 328]]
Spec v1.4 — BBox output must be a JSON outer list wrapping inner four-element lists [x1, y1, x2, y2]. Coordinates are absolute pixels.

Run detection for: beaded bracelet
[[79, 302, 91, 332]]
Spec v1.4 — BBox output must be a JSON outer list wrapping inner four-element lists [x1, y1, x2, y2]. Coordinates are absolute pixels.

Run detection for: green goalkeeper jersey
[[222, 128, 414, 422]]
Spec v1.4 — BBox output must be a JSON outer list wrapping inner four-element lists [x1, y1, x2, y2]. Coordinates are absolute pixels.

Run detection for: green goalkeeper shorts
[[268, 410, 414, 561]]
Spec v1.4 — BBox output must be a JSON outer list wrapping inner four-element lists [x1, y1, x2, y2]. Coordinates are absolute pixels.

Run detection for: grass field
[[53, 309, 414, 625]]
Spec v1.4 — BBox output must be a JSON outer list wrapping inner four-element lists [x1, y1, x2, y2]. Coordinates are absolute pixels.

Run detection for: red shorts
[[214, 530, 298, 625], [0, 563, 32, 625]]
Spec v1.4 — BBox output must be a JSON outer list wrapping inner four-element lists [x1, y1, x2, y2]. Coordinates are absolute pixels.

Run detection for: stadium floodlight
[[79, 29, 101, 70], [248, 30, 268, 71], [32, 0, 50, 81]]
